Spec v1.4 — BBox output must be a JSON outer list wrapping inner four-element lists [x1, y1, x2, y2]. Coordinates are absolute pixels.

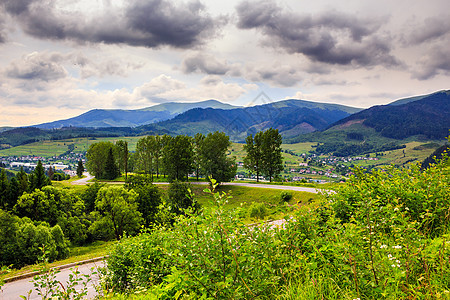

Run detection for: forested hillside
[[332, 90, 450, 139]]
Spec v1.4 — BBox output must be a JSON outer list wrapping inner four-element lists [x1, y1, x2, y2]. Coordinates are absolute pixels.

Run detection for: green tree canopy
[[94, 185, 143, 240], [260, 128, 283, 182], [163, 135, 194, 181], [244, 128, 283, 182], [115, 140, 129, 179], [76, 160, 84, 178], [243, 132, 263, 182], [167, 181, 197, 215], [199, 131, 236, 183], [104, 147, 120, 180], [31, 160, 51, 190], [86, 142, 119, 179]]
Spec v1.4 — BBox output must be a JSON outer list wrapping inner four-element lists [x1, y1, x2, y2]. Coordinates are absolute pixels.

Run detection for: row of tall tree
[[243, 128, 283, 182], [86, 132, 237, 183]]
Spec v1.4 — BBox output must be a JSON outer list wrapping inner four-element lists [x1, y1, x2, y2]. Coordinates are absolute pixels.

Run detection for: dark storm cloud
[[5, 52, 67, 81], [414, 47, 450, 80], [181, 53, 231, 75], [2, 0, 223, 48], [236, 0, 399, 67]]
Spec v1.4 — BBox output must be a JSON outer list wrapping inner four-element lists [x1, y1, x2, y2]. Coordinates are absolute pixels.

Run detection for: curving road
[[1, 261, 105, 300], [71, 172, 95, 185], [71, 173, 325, 194]]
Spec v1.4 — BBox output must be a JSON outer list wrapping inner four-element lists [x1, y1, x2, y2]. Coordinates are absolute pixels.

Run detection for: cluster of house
[[1, 155, 80, 176]]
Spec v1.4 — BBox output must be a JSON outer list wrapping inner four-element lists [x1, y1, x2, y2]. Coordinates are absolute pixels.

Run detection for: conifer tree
[[104, 148, 119, 180], [76, 160, 84, 178], [0, 169, 9, 209], [17, 167, 29, 195], [31, 160, 50, 190]]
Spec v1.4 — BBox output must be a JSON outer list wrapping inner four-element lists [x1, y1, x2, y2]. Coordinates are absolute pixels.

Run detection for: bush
[[167, 181, 197, 215], [280, 191, 293, 202], [249, 202, 267, 220]]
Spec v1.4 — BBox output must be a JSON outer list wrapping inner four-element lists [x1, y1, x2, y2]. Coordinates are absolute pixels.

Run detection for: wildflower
[[392, 245, 402, 249], [380, 245, 388, 249], [391, 264, 396, 268]]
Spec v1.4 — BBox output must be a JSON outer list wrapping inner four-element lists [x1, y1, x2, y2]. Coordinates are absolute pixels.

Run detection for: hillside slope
[[332, 90, 450, 139]]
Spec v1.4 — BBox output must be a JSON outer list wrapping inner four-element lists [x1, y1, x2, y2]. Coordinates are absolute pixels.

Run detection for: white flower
[[391, 264, 396, 268], [392, 245, 402, 249], [380, 245, 388, 249]]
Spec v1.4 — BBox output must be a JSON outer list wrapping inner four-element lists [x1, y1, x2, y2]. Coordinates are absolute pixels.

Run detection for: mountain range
[[35, 100, 238, 129], [0, 90, 448, 149]]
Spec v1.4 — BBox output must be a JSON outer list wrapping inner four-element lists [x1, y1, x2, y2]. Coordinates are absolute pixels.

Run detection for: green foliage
[[0, 168, 9, 209], [421, 144, 449, 169], [133, 183, 162, 227], [244, 128, 283, 182], [167, 181, 197, 215], [76, 160, 84, 178], [0, 212, 69, 267], [280, 190, 293, 202], [199, 131, 237, 183], [314, 141, 406, 156], [86, 141, 119, 179], [243, 131, 263, 182], [249, 202, 267, 220], [115, 140, 129, 179], [93, 185, 143, 240], [31, 160, 51, 190], [162, 135, 194, 181], [81, 182, 105, 213], [104, 151, 450, 299], [104, 147, 120, 180]]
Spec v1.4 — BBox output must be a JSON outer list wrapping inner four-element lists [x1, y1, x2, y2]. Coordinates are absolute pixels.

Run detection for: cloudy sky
[[0, 0, 449, 126]]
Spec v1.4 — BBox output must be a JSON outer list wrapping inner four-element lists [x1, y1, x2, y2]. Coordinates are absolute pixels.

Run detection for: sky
[[0, 0, 449, 127]]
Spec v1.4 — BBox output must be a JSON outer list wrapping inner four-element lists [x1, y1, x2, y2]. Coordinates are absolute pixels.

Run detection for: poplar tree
[[76, 160, 84, 178], [244, 128, 283, 182]]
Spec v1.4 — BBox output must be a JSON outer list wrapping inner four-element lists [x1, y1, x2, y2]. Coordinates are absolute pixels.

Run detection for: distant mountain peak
[[34, 99, 239, 129]]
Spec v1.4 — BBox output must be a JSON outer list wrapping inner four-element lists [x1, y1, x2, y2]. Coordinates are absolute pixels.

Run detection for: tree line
[[86, 131, 237, 183], [86, 128, 284, 183]]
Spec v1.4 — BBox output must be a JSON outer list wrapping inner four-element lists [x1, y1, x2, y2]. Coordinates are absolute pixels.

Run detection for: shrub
[[249, 202, 267, 220], [167, 181, 197, 215], [280, 190, 293, 202]]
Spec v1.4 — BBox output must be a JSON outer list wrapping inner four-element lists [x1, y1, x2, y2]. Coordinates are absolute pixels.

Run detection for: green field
[[0, 137, 142, 157]]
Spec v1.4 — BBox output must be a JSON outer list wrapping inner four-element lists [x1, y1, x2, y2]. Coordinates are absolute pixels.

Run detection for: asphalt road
[[1, 261, 105, 300], [71, 173, 325, 194]]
